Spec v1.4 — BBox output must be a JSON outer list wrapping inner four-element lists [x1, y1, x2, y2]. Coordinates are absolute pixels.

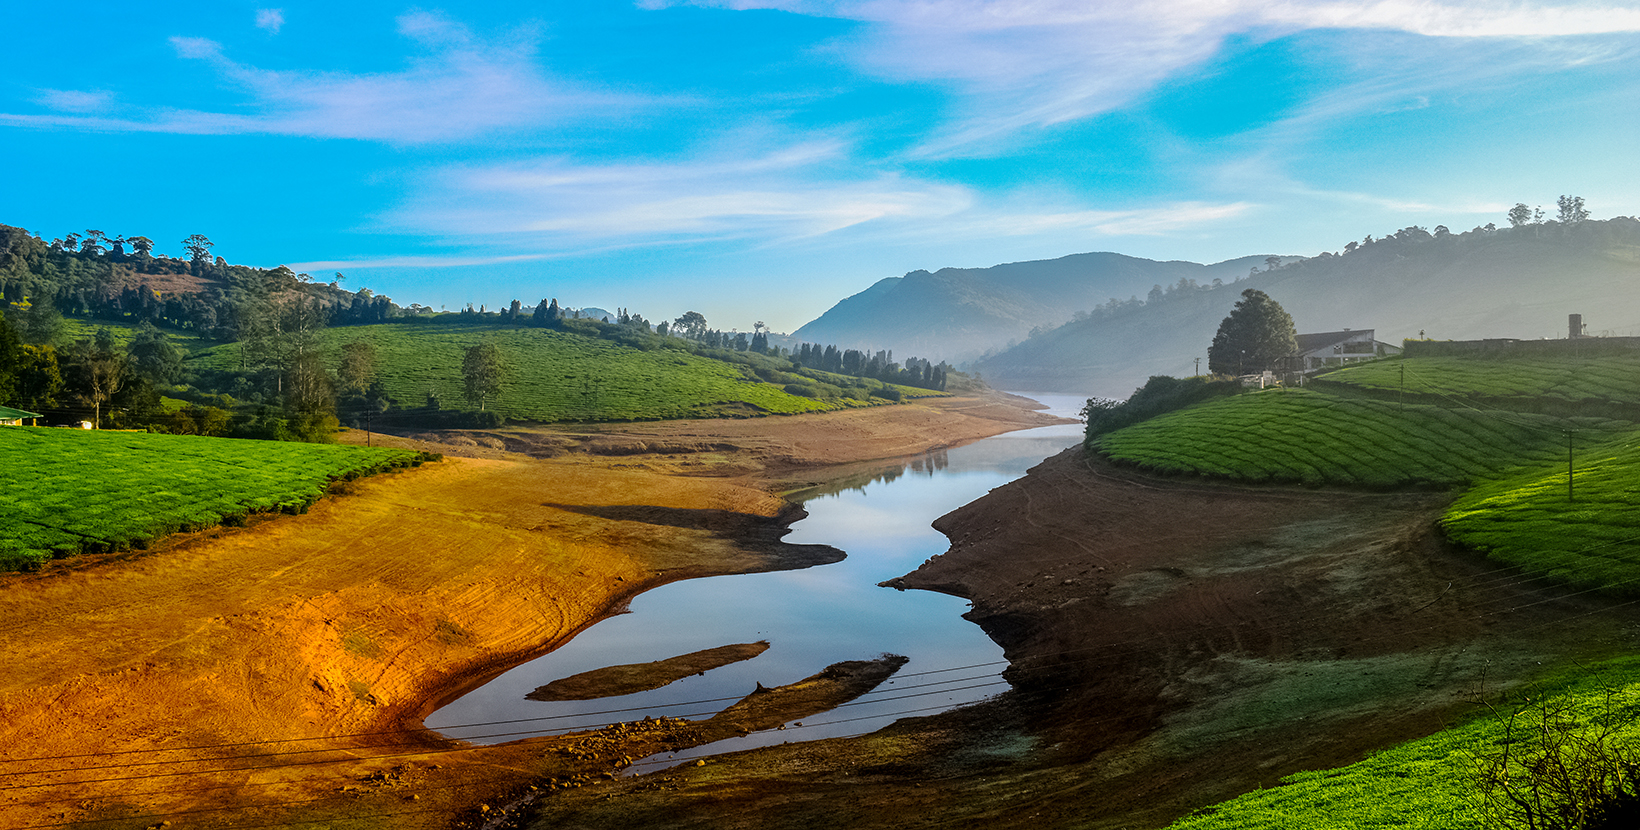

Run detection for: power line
[[10, 536, 1637, 790]]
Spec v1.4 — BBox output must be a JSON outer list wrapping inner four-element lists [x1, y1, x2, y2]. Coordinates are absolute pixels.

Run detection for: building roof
[[1295, 329, 1375, 354], [0, 406, 44, 420]]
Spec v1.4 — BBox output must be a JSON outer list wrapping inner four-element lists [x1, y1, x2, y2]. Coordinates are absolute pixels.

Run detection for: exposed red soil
[[0, 392, 1061, 829]]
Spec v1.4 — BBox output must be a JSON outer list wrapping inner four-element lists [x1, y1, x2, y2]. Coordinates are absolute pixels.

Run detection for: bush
[[1472, 685, 1640, 829], [1082, 375, 1239, 443], [870, 386, 903, 401]]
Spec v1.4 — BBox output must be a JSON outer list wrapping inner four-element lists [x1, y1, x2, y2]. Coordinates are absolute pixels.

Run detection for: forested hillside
[[791, 251, 1281, 364], [0, 223, 948, 435], [977, 217, 1640, 396]]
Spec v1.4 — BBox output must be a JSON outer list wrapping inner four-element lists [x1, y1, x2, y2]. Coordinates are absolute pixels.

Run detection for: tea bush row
[[1442, 432, 1640, 591], [1092, 389, 1569, 487], [1324, 355, 1640, 405], [0, 427, 429, 571]]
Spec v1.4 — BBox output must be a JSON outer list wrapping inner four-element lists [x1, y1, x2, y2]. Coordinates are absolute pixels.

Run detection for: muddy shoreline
[[518, 448, 1640, 830]]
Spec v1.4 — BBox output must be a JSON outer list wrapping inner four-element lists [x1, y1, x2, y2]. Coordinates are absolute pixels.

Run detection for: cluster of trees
[[793, 342, 948, 390], [0, 311, 235, 435], [0, 226, 397, 341], [658, 311, 777, 354], [1508, 195, 1589, 228]]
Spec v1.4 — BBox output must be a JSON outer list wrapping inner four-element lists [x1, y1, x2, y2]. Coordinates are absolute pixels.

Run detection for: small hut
[[0, 406, 43, 426]]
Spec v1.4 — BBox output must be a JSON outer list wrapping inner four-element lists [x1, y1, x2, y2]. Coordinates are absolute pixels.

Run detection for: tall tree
[[127, 322, 184, 385], [1507, 204, 1533, 228], [70, 328, 128, 428], [0, 312, 20, 405], [337, 340, 378, 396], [461, 343, 506, 411], [13, 301, 65, 346], [672, 311, 707, 340], [13, 345, 63, 411], [1557, 195, 1589, 225], [181, 233, 214, 264], [1206, 289, 1298, 376]]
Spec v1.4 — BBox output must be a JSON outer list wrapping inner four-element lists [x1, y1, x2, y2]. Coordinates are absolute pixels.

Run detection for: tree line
[[792, 342, 948, 391]]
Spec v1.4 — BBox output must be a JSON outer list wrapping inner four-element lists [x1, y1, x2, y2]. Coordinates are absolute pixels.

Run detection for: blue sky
[[4, 1, 1639, 332]]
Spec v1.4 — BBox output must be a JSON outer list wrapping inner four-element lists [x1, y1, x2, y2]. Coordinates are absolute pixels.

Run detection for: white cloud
[[33, 89, 116, 114], [0, 13, 641, 144], [657, 1, 1640, 154], [255, 8, 285, 34]]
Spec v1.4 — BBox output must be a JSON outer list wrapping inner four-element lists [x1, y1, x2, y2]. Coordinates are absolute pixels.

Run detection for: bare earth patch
[[0, 392, 1060, 829]]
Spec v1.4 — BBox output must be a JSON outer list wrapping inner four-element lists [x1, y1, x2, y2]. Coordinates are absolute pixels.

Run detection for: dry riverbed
[[8, 388, 1625, 830], [0, 391, 1059, 829]]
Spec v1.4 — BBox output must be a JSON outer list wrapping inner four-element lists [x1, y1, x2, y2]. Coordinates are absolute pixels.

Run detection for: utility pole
[[1194, 357, 1202, 377], [1399, 362, 1405, 412]]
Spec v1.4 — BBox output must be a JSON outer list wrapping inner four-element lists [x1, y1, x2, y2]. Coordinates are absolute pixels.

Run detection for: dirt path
[[0, 392, 1061, 829]]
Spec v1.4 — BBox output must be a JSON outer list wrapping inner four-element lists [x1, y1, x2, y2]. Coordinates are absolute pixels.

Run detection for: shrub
[[1472, 686, 1640, 829], [1082, 375, 1239, 443]]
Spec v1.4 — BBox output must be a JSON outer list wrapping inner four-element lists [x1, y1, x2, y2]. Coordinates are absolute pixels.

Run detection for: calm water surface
[[426, 394, 1088, 770]]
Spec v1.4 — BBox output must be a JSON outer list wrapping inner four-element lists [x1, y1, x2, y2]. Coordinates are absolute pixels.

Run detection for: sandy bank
[[0, 391, 1061, 829]]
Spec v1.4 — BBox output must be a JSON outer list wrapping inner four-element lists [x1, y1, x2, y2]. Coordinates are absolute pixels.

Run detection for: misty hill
[[791, 252, 1284, 362], [976, 218, 1640, 396]]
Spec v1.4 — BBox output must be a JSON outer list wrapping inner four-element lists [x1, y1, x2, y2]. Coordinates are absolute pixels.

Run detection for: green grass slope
[[1166, 659, 1640, 830], [0, 427, 426, 571], [192, 323, 934, 422], [1091, 388, 1573, 487], [1322, 354, 1640, 409], [57, 315, 218, 352], [1442, 432, 1640, 591]]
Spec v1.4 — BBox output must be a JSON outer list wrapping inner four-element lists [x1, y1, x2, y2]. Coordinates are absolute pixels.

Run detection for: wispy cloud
[[287, 252, 555, 271], [380, 130, 1256, 265], [255, 8, 285, 35], [655, 1, 1640, 154], [393, 140, 975, 244], [0, 11, 642, 144], [33, 88, 116, 114]]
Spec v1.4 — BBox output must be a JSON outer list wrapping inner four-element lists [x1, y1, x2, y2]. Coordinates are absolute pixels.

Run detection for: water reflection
[[424, 393, 1088, 769]]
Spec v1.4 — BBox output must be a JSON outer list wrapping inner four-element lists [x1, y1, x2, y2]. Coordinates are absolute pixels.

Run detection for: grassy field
[[1165, 657, 1640, 830], [1442, 431, 1640, 591], [1322, 354, 1640, 405], [57, 316, 218, 352], [0, 427, 427, 571], [1091, 388, 1582, 487], [190, 323, 935, 422]]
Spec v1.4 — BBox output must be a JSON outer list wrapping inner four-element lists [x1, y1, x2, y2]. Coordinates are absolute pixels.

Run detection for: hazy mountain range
[[790, 252, 1285, 363], [795, 219, 1640, 398]]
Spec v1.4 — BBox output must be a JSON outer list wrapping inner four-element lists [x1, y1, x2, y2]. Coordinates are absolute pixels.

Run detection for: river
[[425, 394, 1088, 770]]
